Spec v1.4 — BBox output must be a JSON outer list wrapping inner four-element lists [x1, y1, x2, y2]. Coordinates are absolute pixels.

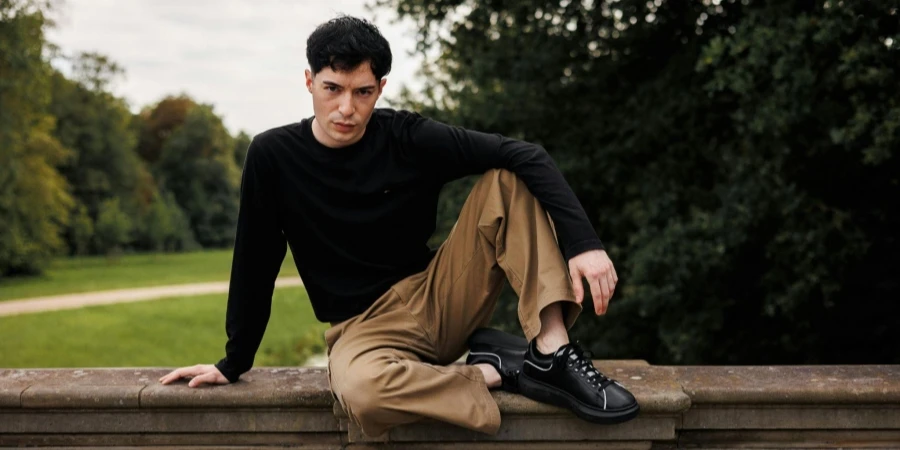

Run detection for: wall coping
[[2, 363, 899, 448]]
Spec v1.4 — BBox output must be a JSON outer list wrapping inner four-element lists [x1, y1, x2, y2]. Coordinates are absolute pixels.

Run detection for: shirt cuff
[[563, 239, 605, 261], [215, 357, 244, 384]]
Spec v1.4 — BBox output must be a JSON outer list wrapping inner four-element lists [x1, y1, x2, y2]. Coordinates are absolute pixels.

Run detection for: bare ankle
[[475, 363, 502, 388], [535, 335, 569, 355], [536, 301, 570, 355]]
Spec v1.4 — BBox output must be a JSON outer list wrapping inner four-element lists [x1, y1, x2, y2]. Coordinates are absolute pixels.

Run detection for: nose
[[338, 93, 354, 118]]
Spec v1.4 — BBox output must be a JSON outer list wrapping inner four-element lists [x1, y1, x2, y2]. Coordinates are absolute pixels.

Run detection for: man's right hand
[[159, 364, 230, 388]]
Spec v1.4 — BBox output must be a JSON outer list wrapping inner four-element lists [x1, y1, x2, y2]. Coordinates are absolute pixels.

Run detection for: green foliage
[[136, 95, 196, 165], [382, 0, 900, 364], [134, 191, 197, 252], [94, 197, 132, 256], [49, 60, 143, 219], [1, 2, 252, 272], [155, 105, 241, 248], [69, 202, 94, 255], [142, 194, 176, 252], [0, 1, 73, 277]]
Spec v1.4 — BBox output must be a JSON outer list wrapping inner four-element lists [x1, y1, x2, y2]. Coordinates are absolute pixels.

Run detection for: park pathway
[[0, 277, 304, 317]]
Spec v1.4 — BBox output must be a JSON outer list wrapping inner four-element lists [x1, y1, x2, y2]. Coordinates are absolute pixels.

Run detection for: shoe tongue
[[554, 342, 583, 360]]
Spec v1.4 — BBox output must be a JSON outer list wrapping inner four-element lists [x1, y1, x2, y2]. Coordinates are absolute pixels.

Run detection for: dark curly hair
[[306, 16, 392, 80]]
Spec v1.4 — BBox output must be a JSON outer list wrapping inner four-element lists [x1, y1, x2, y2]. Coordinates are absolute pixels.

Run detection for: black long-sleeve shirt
[[214, 108, 603, 382]]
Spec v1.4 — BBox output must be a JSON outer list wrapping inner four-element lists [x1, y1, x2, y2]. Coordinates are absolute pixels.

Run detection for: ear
[[305, 69, 314, 93], [379, 78, 387, 92]]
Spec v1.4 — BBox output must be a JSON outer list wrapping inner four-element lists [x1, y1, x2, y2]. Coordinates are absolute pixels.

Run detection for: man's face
[[305, 62, 387, 148]]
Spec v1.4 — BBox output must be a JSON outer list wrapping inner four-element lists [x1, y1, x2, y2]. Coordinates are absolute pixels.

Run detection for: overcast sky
[[45, 0, 423, 135]]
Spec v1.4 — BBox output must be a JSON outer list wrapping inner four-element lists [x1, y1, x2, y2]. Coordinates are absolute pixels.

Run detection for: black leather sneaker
[[465, 328, 528, 393], [519, 340, 640, 424]]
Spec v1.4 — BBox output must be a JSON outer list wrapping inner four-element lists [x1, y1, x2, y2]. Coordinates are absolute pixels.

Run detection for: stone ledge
[[673, 365, 900, 404], [1, 364, 899, 448]]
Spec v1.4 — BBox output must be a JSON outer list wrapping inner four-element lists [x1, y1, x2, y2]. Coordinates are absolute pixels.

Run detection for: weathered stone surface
[[683, 405, 900, 430], [0, 410, 339, 433], [141, 367, 333, 408], [348, 443, 651, 449], [0, 432, 341, 447], [0, 382, 26, 408], [0, 368, 158, 408], [0, 368, 164, 386], [677, 429, 900, 448], [21, 384, 141, 408], [0, 447, 335, 450], [672, 365, 900, 404], [382, 415, 678, 442], [602, 359, 650, 367], [3, 365, 900, 448]]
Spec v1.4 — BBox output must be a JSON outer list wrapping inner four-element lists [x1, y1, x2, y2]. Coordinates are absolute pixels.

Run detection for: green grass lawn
[[0, 286, 326, 368], [0, 248, 298, 302]]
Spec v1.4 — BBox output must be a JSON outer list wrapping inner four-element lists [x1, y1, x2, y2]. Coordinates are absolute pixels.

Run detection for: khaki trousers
[[324, 169, 581, 437]]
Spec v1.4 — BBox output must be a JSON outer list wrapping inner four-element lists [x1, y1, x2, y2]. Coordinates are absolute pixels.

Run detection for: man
[[160, 15, 639, 436]]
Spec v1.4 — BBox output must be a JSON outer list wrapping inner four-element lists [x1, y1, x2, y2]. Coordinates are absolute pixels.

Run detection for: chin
[[332, 130, 359, 140], [327, 132, 360, 147]]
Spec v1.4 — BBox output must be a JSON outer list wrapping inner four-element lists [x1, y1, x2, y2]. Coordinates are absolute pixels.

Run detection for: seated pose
[[160, 15, 639, 436]]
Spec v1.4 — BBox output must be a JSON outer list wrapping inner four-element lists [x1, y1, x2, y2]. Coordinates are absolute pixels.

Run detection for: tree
[[135, 191, 197, 252], [380, 0, 900, 364], [94, 197, 132, 256], [136, 95, 196, 164], [69, 202, 94, 255], [155, 104, 241, 248], [70, 51, 123, 93], [49, 56, 147, 252], [0, 0, 73, 277]]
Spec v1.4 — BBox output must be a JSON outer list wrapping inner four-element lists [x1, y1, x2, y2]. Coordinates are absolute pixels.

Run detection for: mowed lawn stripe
[[0, 249, 298, 302], [0, 286, 325, 368]]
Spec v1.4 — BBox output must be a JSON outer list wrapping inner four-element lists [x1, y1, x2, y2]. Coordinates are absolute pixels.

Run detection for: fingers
[[569, 250, 619, 316], [158, 365, 208, 385], [586, 265, 617, 315], [159, 366, 193, 385], [606, 261, 619, 314], [188, 371, 219, 388], [601, 275, 614, 315], [569, 264, 584, 304], [608, 271, 617, 296], [588, 273, 606, 315]]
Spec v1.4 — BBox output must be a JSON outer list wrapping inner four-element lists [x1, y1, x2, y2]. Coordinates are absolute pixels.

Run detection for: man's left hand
[[568, 249, 618, 315]]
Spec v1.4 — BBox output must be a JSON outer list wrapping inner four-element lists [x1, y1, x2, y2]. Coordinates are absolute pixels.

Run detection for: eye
[[358, 90, 373, 97], [325, 85, 339, 92]]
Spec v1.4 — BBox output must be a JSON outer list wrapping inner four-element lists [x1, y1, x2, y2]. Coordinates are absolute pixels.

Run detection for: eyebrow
[[322, 81, 377, 91]]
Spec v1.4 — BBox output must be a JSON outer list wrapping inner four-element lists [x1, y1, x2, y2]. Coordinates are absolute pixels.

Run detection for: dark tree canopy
[[379, 0, 900, 364]]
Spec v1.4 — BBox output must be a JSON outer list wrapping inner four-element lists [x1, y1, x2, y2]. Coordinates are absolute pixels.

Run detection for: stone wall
[[2, 363, 898, 448]]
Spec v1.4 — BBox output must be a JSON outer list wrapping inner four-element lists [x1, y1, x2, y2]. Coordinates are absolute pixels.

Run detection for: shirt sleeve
[[215, 137, 286, 383], [392, 111, 604, 261]]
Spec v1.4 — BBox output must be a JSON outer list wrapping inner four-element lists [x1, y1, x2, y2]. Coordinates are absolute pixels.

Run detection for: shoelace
[[557, 344, 614, 391]]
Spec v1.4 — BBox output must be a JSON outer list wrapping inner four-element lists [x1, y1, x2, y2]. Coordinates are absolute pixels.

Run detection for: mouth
[[334, 122, 355, 132]]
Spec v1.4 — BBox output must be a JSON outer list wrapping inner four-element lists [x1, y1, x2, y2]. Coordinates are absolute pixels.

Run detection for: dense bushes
[[382, 0, 899, 364]]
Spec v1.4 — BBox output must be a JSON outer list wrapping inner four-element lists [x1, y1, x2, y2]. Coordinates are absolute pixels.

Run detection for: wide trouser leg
[[326, 168, 581, 437], [325, 294, 499, 437]]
